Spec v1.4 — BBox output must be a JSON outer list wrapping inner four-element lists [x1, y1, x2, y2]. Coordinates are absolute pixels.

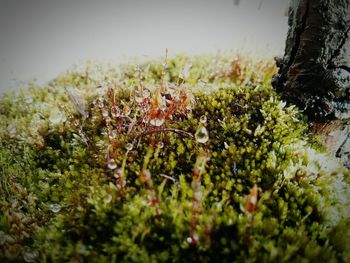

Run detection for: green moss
[[0, 54, 349, 262]]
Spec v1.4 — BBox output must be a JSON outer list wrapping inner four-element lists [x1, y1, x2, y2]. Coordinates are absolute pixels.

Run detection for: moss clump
[[0, 54, 349, 262]]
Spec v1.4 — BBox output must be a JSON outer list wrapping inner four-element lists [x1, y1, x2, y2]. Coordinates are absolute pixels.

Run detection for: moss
[[0, 54, 349, 262]]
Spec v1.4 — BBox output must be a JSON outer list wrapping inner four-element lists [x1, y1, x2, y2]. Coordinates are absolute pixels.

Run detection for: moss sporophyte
[[0, 54, 349, 262]]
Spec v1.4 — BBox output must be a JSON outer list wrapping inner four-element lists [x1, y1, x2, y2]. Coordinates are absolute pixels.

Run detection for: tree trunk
[[272, 0, 350, 168]]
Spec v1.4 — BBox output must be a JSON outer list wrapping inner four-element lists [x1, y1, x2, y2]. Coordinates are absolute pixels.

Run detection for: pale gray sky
[[0, 0, 289, 92]]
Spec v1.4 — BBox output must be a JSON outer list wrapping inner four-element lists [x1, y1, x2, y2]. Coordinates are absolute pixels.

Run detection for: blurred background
[[0, 0, 289, 93]]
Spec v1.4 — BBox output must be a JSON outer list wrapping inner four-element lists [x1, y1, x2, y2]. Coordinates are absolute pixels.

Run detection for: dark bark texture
[[273, 0, 350, 120], [272, 0, 350, 168]]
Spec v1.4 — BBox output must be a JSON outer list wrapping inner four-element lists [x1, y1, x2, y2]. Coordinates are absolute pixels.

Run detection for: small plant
[[0, 53, 349, 262]]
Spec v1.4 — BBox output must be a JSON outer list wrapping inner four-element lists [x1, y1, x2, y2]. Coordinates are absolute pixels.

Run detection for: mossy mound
[[0, 54, 349, 262]]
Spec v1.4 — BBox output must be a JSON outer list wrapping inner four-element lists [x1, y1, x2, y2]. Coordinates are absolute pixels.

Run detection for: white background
[[0, 0, 290, 92]]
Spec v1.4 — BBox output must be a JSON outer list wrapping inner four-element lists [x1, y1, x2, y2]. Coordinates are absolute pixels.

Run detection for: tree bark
[[272, 0, 350, 167]]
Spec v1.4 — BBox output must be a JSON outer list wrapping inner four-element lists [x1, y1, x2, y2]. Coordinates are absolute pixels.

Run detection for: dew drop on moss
[[125, 143, 133, 151], [134, 91, 143, 104], [200, 115, 207, 124], [113, 168, 122, 179], [104, 194, 112, 204], [195, 126, 209, 144], [49, 203, 62, 213], [96, 86, 104, 95], [23, 249, 38, 262], [49, 109, 66, 125], [158, 141, 164, 149], [150, 116, 165, 127], [186, 233, 199, 245], [107, 159, 117, 170], [98, 99, 104, 108], [186, 237, 193, 244]]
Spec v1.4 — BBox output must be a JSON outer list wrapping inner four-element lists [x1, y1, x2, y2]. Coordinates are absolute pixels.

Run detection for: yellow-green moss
[[0, 54, 349, 262]]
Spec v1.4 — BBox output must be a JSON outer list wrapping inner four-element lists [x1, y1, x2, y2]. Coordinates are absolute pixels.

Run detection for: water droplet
[[157, 141, 164, 148], [107, 159, 117, 170], [102, 110, 109, 118], [200, 115, 207, 124], [125, 143, 133, 151], [150, 111, 165, 127], [49, 203, 61, 213], [113, 168, 122, 179], [150, 117, 165, 127], [104, 194, 112, 204], [49, 108, 66, 125], [23, 249, 38, 262], [195, 126, 209, 144], [96, 86, 106, 96], [98, 99, 104, 108], [196, 155, 207, 170], [134, 90, 143, 104], [186, 233, 199, 245]]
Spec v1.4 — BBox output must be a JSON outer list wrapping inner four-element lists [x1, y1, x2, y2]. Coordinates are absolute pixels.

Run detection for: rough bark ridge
[[272, 0, 350, 167]]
